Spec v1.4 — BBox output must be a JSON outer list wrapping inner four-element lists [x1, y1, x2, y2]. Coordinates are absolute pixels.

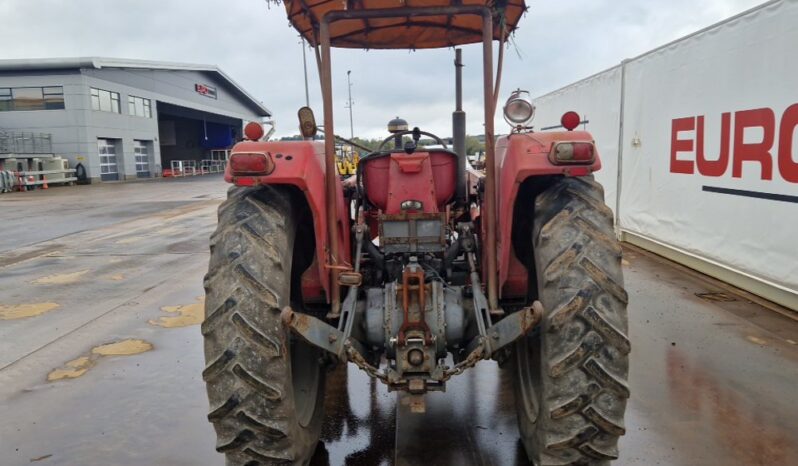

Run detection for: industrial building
[[0, 57, 270, 182]]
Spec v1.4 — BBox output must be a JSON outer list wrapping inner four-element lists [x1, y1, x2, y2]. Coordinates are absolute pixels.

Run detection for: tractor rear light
[[550, 142, 595, 165], [229, 152, 275, 175]]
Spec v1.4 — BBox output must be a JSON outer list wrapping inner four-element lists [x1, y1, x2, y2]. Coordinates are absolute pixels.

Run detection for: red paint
[[670, 117, 695, 174], [361, 151, 457, 214], [670, 105, 798, 182], [732, 108, 775, 180], [778, 104, 798, 183], [696, 114, 731, 177], [492, 131, 602, 298], [225, 140, 350, 301], [243, 122, 264, 141], [561, 111, 581, 131], [232, 176, 257, 186], [502, 249, 528, 298], [567, 166, 591, 176]]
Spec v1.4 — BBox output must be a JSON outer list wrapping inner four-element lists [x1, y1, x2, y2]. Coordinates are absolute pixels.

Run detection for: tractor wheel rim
[[291, 339, 321, 428], [516, 337, 540, 425]]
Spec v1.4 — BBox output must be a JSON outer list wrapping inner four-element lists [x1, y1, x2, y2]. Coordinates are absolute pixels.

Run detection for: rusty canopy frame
[[318, 6, 502, 313]]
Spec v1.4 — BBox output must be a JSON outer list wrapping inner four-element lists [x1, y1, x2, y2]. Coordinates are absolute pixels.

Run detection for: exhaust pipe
[[453, 48, 466, 205]]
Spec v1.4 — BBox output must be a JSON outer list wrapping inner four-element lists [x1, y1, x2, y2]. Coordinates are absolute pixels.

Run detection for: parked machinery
[[201, 2, 629, 465]]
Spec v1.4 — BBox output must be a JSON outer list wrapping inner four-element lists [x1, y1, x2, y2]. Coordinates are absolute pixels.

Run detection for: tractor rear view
[[201, 1, 629, 465]]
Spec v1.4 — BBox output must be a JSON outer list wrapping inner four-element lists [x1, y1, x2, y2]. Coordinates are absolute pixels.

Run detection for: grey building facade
[[0, 57, 270, 182]]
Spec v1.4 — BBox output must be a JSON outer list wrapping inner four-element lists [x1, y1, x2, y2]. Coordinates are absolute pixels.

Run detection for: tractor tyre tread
[[516, 175, 629, 466], [202, 186, 322, 466]]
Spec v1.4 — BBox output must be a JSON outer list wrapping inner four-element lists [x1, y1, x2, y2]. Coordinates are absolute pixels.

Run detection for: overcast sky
[[1, 0, 763, 138]]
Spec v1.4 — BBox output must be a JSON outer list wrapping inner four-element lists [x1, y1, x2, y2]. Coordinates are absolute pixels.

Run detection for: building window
[[90, 88, 120, 113], [128, 95, 152, 118], [0, 86, 64, 111]]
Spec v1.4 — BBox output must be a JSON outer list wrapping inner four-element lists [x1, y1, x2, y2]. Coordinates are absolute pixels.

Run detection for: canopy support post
[[319, 18, 342, 317], [480, 9, 499, 312]]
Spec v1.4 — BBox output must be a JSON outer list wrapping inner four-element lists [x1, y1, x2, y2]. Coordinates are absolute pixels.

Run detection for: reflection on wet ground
[[665, 349, 798, 465], [312, 364, 396, 466], [2, 180, 797, 466], [309, 246, 798, 466], [312, 359, 524, 466]]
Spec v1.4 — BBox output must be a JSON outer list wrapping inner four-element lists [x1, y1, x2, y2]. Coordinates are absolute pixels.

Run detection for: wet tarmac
[[1, 176, 797, 466]]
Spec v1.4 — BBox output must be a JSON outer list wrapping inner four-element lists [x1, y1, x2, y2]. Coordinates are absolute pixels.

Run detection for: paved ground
[[1, 176, 796, 466]]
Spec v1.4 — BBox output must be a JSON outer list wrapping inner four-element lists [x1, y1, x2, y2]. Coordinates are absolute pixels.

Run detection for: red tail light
[[229, 152, 275, 175], [550, 142, 595, 164]]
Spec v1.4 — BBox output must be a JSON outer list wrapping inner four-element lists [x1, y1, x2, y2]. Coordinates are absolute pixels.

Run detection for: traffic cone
[[42, 175, 48, 189]]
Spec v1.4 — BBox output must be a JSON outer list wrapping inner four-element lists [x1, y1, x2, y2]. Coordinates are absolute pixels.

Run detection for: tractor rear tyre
[[202, 186, 325, 465], [513, 176, 630, 465]]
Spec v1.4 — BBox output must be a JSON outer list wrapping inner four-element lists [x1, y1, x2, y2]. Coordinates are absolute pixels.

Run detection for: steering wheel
[[376, 129, 448, 152]]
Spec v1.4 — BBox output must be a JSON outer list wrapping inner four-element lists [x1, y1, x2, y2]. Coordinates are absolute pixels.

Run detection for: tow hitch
[[281, 300, 543, 389]]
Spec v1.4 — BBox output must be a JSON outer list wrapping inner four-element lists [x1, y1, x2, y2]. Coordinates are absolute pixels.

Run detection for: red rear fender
[[225, 140, 350, 303], [493, 131, 602, 298]]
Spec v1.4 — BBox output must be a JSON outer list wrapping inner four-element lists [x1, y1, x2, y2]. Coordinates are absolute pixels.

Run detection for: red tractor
[[202, 1, 629, 464]]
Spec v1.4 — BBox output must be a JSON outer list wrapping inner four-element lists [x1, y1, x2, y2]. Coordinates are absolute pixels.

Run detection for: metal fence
[[0, 131, 53, 154]]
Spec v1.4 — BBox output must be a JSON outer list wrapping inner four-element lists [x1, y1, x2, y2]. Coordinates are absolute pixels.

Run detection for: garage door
[[134, 140, 150, 178], [98, 139, 119, 181]]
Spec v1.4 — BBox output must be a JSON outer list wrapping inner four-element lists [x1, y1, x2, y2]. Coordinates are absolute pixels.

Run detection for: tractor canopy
[[283, 0, 527, 49]]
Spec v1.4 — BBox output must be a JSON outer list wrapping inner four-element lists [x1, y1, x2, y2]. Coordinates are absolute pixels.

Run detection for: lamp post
[[345, 70, 354, 139], [300, 37, 310, 107]]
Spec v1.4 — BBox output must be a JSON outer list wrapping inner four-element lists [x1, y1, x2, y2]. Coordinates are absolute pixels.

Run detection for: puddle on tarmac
[[155, 226, 183, 235], [32, 269, 89, 285], [311, 363, 397, 465], [47, 356, 94, 381], [149, 297, 205, 328], [115, 236, 144, 244], [746, 335, 769, 346], [47, 339, 153, 381], [0, 302, 60, 320], [92, 339, 153, 356]]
